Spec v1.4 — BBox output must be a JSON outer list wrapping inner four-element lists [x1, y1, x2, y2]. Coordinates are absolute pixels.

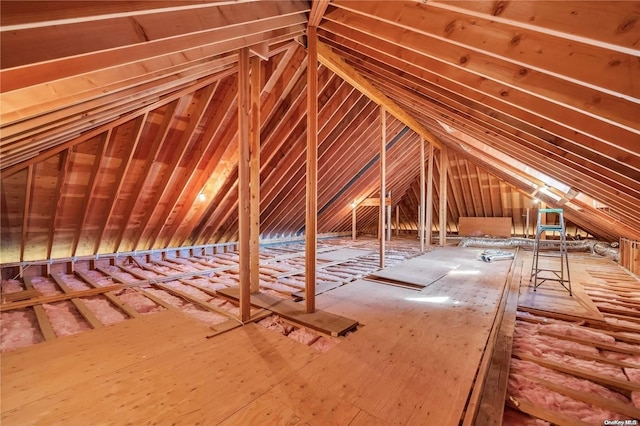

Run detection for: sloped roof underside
[[1, 1, 638, 263]]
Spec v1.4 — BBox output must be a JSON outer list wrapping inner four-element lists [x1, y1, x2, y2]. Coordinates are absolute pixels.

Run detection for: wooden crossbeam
[[23, 276, 56, 341], [317, 41, 441, 149]]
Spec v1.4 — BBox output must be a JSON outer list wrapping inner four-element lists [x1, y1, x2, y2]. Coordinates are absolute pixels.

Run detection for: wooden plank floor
[[1, 245, 511, 425]]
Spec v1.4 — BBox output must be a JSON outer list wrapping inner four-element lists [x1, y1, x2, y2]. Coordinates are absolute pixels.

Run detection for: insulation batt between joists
[[507, 312, 640, 423]]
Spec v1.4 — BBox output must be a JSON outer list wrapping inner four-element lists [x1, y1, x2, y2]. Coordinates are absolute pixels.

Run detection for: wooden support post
[[387, 193, 391, 242], [380, 106, 386, 269], [249, 56, 261, 294], [305, 26, 318, 314], [525, 208, 530, 239], [426, 141, 434, 249], [238, 47, 251, 322], [396, 205, 400, 236], [420, 137, 425, 252], [352, 204, 357, 241], [439, 145, 448, 247]]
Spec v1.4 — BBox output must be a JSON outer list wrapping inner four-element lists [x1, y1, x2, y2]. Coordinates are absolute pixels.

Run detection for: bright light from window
[[197, 192, 206, 202], [405, 296, 450, 304]]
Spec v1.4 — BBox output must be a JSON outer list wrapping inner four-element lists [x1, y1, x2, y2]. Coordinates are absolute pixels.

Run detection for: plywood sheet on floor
[[518, 252, 604, 321], [365, 252, 461, 288], [317, 247, 373, 262]]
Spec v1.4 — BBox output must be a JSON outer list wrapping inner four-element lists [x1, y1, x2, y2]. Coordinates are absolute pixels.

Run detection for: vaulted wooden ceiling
[[1, 1, 638, 264]]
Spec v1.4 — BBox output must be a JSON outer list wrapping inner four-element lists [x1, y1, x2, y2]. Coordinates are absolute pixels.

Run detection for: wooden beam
[[420, 137, 425, 252], [249, 57, 268, 293], [20, 165, 34, 264], [439, 145, 448, 246], [249, 42, 269, 61], [317, 42, 441, 149], [305, 26, 318, 314], [352, 204, 357, 241], [359, 197, 391, 207], [380, 107, 386, 269], [426, 141, 434, 249], [386, 196, 391, 241], [250, 56, 261, 294], [308, 0, 331, 27], [238, 47, 251, 322], [23, 276, 56, 341]]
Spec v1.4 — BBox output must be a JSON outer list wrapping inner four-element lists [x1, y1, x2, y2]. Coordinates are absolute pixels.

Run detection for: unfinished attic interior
[[1, 0, 639, 423]]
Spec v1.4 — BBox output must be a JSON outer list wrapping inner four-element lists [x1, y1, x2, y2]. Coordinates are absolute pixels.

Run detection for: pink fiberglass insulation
[[82, 270, 113, 286], [82, 296, 128, 326], [57, 273, 92, 291], [605, 317, 640, 328], [130, 267, 160, 278], [216, 252, 239, 261], [259, 273, 274, 282], [42, 302, 91, 337], [508, 372, 630, 423], [615, 341, 640, 352], [260, 267, 285, 277], [260, 281, 299, 293], [1, 279, 24, 293], [315, 272, 342, 282], [114, 289, 163, 314], [216, 273, 239, 284], [513, 322, 599, 356], [197, 279, 228, 292], [310, 336, 338, 353], [144, 288, 187, 308], [101, 265, 138, 282], [181, 304, 228, 326], [287, 327, 320, 345], [277, 277, 305, 289], [258, 315, 294, 335], [212, 300, 239, 316], [597, 302, 637, 313], [510, 359, 630, 404], [502, 407, 550, 426], [323, 270, 355, 279], [541, 350, 627, 380], [633, 392, 640, 408], [262, 289, 288, 300], [29, 277, 62, 296], [161, 281, 210, 301], [0, 309, 44, 352], [542, 322, 616, 344], [212, 258, 238, 266], [264, 264, 295, 273], [624, 367, 640, 384], [602, 350, 640, 367]]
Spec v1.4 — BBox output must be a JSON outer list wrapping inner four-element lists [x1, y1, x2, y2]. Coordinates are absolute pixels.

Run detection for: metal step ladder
[[530, 208, 572, 295]]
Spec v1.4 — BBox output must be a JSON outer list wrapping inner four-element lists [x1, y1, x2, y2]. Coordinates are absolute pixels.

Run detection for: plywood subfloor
[[364, 253, 461, 288], [1, 245, 512, 425], [518, 252, 605, 321]]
